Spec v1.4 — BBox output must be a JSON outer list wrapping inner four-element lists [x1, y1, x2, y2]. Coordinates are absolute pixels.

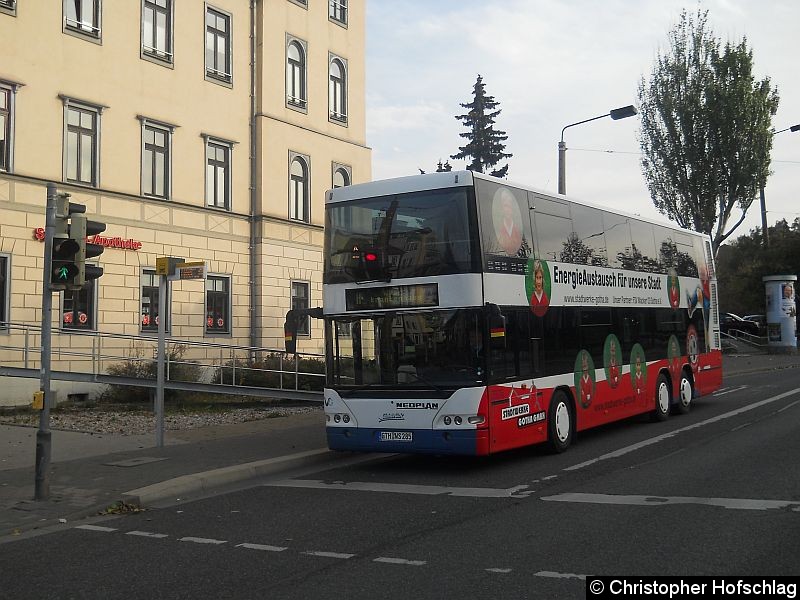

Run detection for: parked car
[[720, 312, 760, 336], [743, 314, 767, 335]]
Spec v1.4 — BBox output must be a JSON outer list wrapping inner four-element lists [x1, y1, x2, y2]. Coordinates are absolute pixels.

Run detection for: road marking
[[534, 570, 587, 581], [776, 399, 800, 413], [236, 543, 288, 552], [565, 387, 800, 472], [74, 525, 117, 532], [303, 551, 355, 559], [714, 385, 748, 397], [126, 530, 168, 539], [178, 536, 227, 545], [374, 557, 426, 566], [266, 479, 533, 498], [485, 568, 513, 573], [541, 493, 800, 511]]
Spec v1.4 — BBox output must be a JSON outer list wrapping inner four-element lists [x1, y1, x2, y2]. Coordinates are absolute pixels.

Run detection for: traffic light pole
[[155, 273, 167, 447], [35, 183, 57, 500]]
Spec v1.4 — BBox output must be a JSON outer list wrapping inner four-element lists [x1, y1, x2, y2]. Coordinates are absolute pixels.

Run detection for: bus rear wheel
[[674, 372, 693, 415], [651, 373, 671, 422], [546, 390, 573, 453]]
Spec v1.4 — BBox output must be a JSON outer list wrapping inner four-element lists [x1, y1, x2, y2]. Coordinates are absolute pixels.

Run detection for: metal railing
[[0, 322, 325, 400]]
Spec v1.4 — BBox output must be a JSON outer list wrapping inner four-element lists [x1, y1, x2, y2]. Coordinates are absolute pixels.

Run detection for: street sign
[[175, 261, 206, 280], [155, 256, 170, 275]]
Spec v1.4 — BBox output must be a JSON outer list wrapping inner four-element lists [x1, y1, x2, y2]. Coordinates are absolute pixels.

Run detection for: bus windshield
[[324, 187, 479, 284], [326, 309, 486, 394]]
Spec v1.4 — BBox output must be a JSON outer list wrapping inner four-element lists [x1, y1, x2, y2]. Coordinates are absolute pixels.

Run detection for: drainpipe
[[248, 0, 260, 354]]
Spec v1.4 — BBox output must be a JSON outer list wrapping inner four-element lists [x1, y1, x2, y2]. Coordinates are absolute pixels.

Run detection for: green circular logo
[[525, 258, 551, 317], [573, 349, 595, 409], [603, 334, 622, 389]]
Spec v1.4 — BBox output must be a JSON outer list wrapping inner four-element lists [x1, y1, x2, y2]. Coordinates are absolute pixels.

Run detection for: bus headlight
[[468, 415, 485, 425], [334, 414, 341, 423], [342, 414, 350, 423], [454, 416, 462, 425], [443, 416, 452, 425]]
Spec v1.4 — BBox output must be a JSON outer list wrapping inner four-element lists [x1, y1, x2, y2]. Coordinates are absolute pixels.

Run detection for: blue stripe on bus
[[326, 427, 480, 455]]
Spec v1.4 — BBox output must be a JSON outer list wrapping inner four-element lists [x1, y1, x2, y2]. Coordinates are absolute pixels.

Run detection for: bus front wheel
[[651, 373, 671, 422], [546, 390, 573, 453]]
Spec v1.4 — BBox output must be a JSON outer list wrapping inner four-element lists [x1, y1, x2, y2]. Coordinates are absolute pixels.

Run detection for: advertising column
[[763, 275, 797, 354]]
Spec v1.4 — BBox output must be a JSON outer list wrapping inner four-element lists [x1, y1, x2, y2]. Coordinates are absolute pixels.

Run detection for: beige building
[[0, 0, 371, 380]]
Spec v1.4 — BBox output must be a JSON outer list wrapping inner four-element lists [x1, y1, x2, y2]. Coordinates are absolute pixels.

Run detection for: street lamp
[[558, 105, 637, 195], [760, 123, 800, 246]]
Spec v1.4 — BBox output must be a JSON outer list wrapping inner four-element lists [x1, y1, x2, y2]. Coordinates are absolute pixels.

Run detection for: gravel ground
[[0, 405, 321, 435]]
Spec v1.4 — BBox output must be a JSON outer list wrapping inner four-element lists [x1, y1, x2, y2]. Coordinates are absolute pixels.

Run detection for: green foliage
[[451, 75, 512, 178], [218, 353, 325, 392], [717, 219, 800, 314], [638, 9, 779, 255], [100, 342, 202, 403]]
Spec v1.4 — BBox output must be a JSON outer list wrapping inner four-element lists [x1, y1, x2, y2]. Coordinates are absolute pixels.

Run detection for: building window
[[286, 39, 307, 110], [0, 255, 9, 330], [62, 280, 97, 331], [289, 153, 309, 222], [291, 281, 310, 336], [205, 6, 231, 84], [0, 0, 17, 17], [141, 269, 169, 333], [205, 137, 231, 210], [142, 0, 173, 63], [329, 0, 347, 25], [332, 164, 351, 188], [0, 84, 13, 172], [64, 0, 102, 39], [141, 120, 172, 199], [329, 56, 347, 124], [288, 0, 307, 8], [64, 102, 100, 187], [205, 275, 230, 335]]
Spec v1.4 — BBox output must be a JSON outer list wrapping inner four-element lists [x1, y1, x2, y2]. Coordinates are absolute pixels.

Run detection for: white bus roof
[[326, 170, 709, 241]]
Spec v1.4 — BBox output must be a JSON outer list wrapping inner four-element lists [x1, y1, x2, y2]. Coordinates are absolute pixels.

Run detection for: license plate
[[380, 431, 413, 442]]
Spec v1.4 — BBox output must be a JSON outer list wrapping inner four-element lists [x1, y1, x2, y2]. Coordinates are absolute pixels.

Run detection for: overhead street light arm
[[558, 105, 637, 195], [760, 122, 799, 247]]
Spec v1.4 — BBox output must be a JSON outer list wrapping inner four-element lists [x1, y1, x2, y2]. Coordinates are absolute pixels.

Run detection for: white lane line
[[236, 543, 288, 552], [534, 571, 587, 581], [178, 536, 227, 545], [485, 568, 513, 573], [714, 385, 748, 397], [74, 525, 117, 532], [565, 387, 800, 472], [303, 551, 355, 559], [730, 422, 752, 432], [541, 493, 800, 512], [126, 530, 168, 539], [776, 399, 800, 413], [267, 479, 532, 499], [373, 557, 426, 566]]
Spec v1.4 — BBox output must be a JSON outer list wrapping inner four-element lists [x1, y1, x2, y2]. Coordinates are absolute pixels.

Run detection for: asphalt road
[[2, 368, 799, 600]]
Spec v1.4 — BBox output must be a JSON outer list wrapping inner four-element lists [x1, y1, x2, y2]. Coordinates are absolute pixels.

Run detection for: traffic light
[[49, 194, 106, 290], [69, 213, 106, 288], [50, 194, 82, 289]]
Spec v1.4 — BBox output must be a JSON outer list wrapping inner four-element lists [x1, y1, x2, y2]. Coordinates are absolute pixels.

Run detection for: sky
[[365, 0, 799, 245]]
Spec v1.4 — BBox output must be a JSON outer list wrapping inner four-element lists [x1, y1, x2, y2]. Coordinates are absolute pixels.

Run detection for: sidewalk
[[2, 351, 798, 539]]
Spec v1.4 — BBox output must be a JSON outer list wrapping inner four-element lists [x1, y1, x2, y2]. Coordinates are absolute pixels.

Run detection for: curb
[[120, 447, 333, 507]]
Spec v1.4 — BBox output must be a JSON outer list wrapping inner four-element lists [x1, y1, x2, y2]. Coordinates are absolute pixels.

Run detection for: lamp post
[[558, 105, 637, 196], [760, 123, 800, 247]]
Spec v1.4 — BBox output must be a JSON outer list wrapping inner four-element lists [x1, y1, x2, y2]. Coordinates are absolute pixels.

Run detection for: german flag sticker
[[490, 327, 505, 338]]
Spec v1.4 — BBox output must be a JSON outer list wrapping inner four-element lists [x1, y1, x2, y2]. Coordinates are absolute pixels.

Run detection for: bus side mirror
[[284, 311, 298, 354]]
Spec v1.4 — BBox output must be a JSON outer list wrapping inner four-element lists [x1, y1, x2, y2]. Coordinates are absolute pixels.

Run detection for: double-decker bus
[[285, 171, 722, 456]]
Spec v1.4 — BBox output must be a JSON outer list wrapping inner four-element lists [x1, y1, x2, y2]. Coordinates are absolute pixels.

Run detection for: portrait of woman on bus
[[668, 268, 680, 309], [492, 187, 523, 256], [605, 335, 621, 389], [530, 259, 550, 317]]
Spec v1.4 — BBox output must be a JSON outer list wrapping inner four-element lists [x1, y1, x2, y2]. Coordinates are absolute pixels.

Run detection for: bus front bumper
[[326, 427, 489, 456]]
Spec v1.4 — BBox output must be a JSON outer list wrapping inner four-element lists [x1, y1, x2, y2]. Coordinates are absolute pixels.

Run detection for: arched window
[[329, 57, 347, 123], [290, 155, 309, 222], [333, 167, 350, 188], [287, 40, 306, 108]]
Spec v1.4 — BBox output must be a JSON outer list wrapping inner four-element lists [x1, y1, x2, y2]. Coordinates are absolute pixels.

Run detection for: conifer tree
[[451, 75, 512, 178]]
